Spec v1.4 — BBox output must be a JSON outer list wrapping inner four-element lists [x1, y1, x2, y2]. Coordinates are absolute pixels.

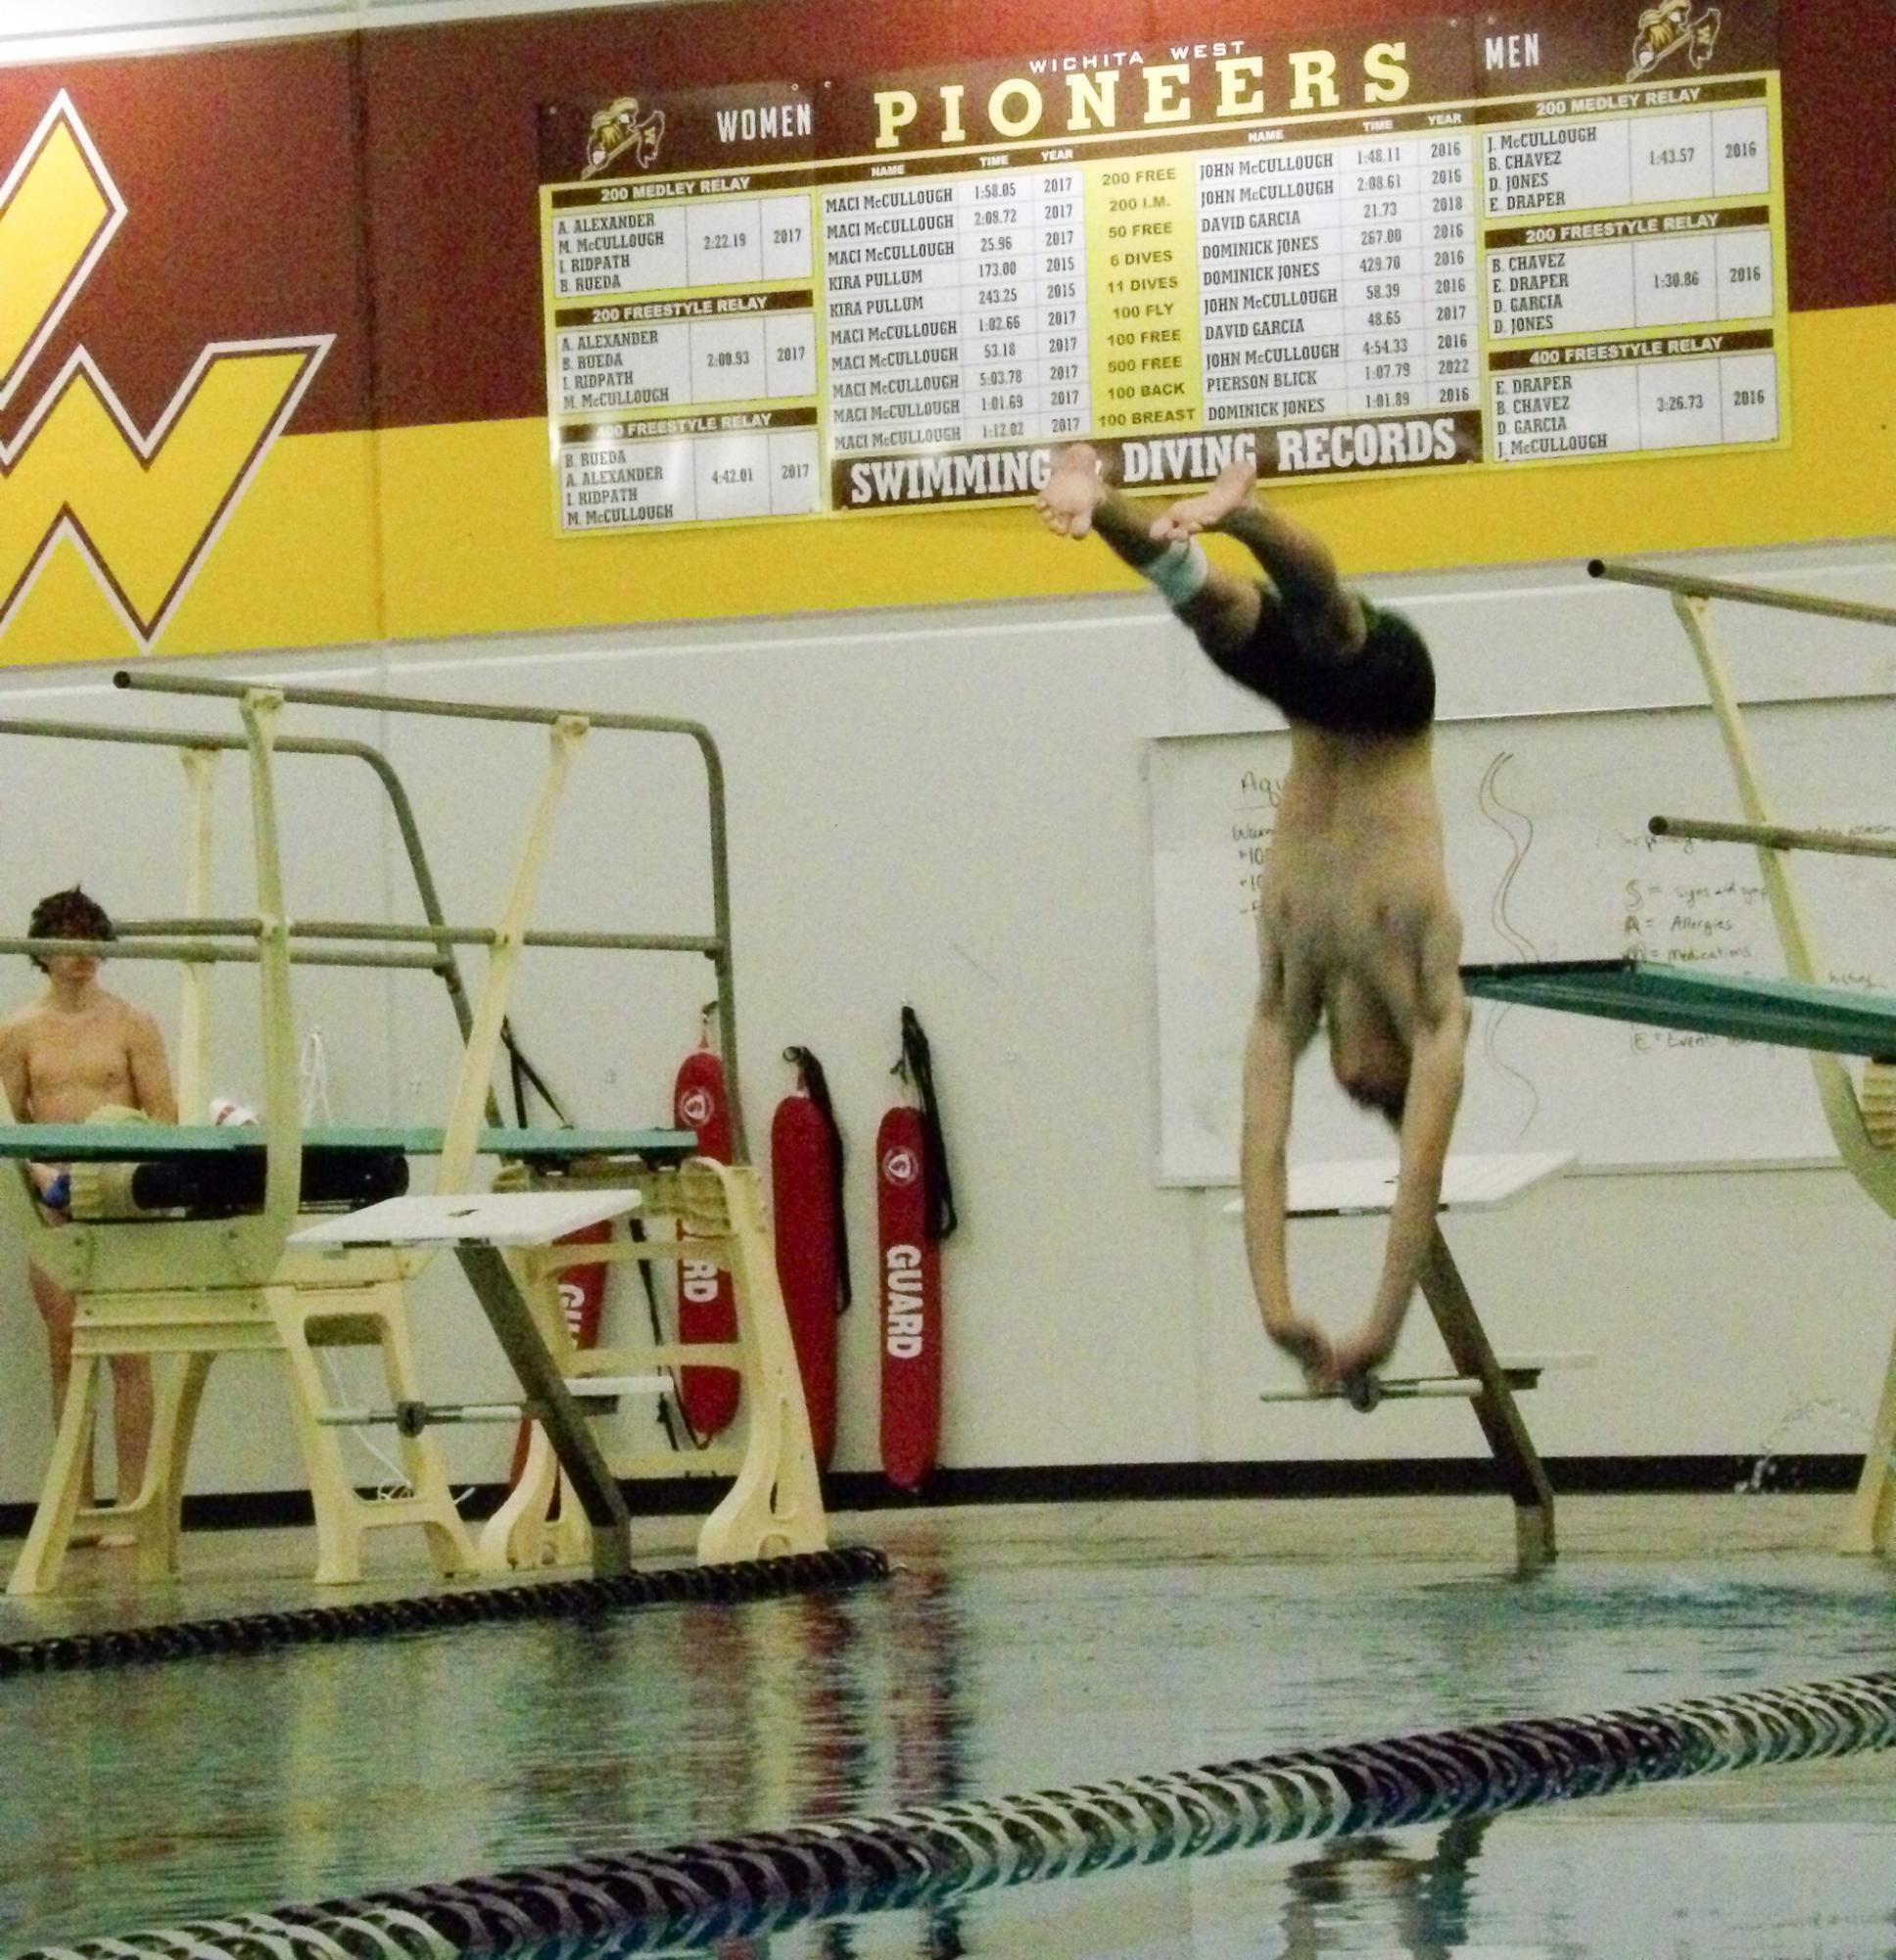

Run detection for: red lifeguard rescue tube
[[674, 1036, 739, 1437], [771, 1047, 849, 1469], [877, 1104, 937, 1493], [878, 1008, 956, 1494]]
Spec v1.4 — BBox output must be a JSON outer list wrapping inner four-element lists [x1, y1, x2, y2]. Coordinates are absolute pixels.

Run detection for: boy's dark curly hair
[[27, 886, 115, 972]]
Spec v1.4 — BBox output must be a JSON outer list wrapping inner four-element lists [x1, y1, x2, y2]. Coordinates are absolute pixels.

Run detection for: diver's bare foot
[[1036, 444, 1106, 540], [1150, 456, 1258, 543]]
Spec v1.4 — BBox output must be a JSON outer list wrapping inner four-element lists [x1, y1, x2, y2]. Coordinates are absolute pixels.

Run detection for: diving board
[[2, 673, 825, 1601], [293, 1188, 645, 1247], [295, 1190, 651, 1576], [1275, 1152, 1573, 1219], [1462, 961, 1896, 1059]]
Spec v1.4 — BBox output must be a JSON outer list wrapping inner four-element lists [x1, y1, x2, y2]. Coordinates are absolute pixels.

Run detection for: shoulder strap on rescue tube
[[899, 1004, 957, 1242]]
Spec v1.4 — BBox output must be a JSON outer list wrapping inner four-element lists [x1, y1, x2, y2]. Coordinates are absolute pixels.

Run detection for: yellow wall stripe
[[3, 303, 1886, 664], [379, 303, 1894, 642]]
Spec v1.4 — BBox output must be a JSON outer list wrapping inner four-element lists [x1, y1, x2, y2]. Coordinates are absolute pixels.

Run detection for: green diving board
[[1462, 961, 1896, 1060], [0, 1124, 699, 1162]]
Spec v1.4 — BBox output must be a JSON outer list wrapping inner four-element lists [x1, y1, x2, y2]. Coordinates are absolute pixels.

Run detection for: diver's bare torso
[[1259, 724, 1464, 1097]]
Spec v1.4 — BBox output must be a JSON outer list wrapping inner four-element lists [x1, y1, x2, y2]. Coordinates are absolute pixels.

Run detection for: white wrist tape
[[1145, 537, 1210, 608]]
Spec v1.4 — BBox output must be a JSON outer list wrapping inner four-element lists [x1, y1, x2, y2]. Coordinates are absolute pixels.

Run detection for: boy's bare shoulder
[[106, 991, 158, 1033], [0, 1000, 48, 1047]]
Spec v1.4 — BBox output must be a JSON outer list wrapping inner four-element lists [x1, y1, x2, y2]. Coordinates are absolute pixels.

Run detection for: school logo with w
[[0, 92, 330, 649]]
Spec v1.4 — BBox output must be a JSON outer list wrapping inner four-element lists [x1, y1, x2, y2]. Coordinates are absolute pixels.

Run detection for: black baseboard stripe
[[0, 1454, 1861, 1546], [834, 1455, 1863, 1505]]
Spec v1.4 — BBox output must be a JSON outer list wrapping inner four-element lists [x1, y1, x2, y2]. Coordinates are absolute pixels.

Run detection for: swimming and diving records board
[[538, 2, 1784, 531]]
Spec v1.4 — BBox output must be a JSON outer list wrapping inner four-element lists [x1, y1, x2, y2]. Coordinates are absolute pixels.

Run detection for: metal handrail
[[0, 934, 443, 971], [1588, 558, 1896, 627], [0, 715, 480, 1046], [121, 916, 723, 955], [1598, 554, 1896, 1549], [113, 669, 745, 1154], [1590, 562, 1896, 1213], [1649, 816, 1896, 862]]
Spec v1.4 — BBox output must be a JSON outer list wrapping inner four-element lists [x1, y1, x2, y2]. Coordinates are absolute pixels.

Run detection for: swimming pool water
[[2, 1522, 1892, 1955]]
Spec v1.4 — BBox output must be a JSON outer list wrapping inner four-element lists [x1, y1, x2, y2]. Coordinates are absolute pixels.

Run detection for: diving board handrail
[[0, 713, 484, 1052], [239, 692, 300, 1242], [437, 715, 588, 1193], [1649, 816, 1896, 862], [0, 1123, 695, 1159], [0, 934, 447, 971], [1637, 588, 1888, 1207], [1, 693, 311, 1262], [113, 669, 746, 1159], [1584, 559, 1896, 1214], [1664, 590, 1894, 1214], [1590, 556, 1896, 1552], [115, 917, 726, 956], [1588, 558, 1896, 627], [0, 702, 501, 1281], [178, 747, 213, 1118]]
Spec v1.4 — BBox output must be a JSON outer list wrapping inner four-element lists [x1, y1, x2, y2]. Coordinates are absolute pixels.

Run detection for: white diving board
[[1222, 1151, 1574, 1219], [291, 1188, 642, 1249], [291, 1189, 648, 1561]]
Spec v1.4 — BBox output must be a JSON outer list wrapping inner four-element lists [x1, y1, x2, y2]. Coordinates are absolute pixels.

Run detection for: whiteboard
[[1148, 695, 1896, 1182]]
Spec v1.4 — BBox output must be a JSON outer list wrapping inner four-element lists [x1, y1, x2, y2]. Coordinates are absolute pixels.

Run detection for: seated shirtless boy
[[1037, 447, 1467, 1394]]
